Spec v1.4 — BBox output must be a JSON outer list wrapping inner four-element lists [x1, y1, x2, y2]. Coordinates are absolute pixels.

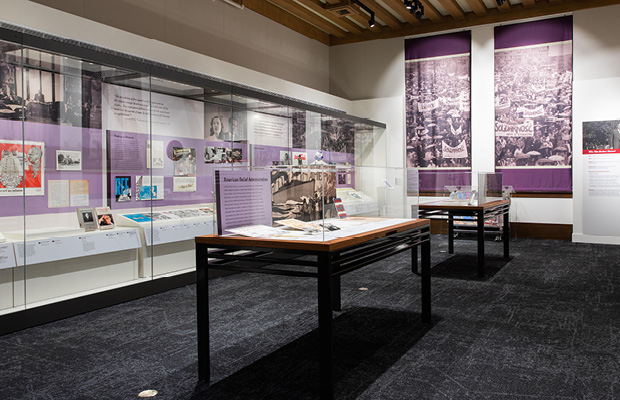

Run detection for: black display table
[[195, 218, 431, 399], [418, 199, 510, 277]]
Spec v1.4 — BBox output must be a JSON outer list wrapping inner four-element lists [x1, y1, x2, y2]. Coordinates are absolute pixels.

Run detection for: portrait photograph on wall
[[494, 16, 573, 192]]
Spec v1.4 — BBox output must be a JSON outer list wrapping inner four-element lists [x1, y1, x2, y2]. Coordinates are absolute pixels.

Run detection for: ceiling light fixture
[[406, 0, 424, 20], [496, 0, 506, 6], [353, 0, 376, 28]]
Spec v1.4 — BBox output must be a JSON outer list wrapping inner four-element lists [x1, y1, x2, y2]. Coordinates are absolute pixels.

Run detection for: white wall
[[28, 0, 331, 94], [572, 4, 620, 244], [1, 0, 347, 112]]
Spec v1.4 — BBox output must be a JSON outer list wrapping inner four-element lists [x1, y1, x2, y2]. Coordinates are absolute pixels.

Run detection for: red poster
[[0, 140, 44, 196]]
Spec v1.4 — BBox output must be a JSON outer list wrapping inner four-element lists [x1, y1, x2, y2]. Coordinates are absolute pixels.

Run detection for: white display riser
[[0, 249, 140, 312], [145, 240, 196, 277]]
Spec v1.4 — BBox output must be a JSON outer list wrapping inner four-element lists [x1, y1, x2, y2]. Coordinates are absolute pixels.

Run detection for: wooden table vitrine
[[195, 218, 431, 399], [418, 199, 510, 278]]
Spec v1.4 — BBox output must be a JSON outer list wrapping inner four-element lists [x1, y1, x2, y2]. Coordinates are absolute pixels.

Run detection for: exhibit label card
[[214, 170, 272, 235]]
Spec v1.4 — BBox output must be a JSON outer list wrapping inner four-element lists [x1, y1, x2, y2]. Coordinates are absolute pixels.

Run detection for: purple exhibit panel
[[405, 30, 470, 61], [0, 120, 104, 218], [108, 131, 248, 210], [495, 16, 572, 50], [419, 169, 471, 192]]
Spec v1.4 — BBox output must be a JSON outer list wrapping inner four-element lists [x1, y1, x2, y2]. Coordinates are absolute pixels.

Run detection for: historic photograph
[[405, 55, 471, 168], [583, 120, 620, 151], [271, 169, 336, 222], [56, 150, 82, 171], [173, 147, 197, 176], [494, 42, 573, 167]]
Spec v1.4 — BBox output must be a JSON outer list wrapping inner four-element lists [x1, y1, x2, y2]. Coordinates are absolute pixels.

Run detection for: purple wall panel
[[495, 16, 573, 50], [0, 120, 104, 218], [499, 168, 572, 192], [405, 31, 471, 61]]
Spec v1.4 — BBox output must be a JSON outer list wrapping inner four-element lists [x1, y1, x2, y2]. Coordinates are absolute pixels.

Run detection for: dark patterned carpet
[[1, 235, 619, 399]]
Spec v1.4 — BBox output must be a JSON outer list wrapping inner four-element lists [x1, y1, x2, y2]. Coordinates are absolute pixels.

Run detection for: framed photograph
[[95, 207, 115, 230], [56, 150, 82, 171], [76, 207, 98, 231]]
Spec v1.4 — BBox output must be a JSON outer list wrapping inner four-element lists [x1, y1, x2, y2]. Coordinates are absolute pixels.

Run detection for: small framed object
[[76, 207, 98, 231], [95, 207, 115, 230]]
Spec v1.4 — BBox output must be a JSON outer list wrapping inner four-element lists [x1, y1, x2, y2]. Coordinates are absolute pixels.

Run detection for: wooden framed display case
[[0, 26, 400, 334]]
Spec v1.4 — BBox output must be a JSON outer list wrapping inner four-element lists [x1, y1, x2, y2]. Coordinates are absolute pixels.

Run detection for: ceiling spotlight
[[496, 0, 506, 6], [353, 0, 376, 28], [405, 0, 413, 9], [408, 0, 424, 20]]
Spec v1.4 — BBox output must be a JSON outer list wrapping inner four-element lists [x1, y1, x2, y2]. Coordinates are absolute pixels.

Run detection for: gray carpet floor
[[1, 234, 619, 399]]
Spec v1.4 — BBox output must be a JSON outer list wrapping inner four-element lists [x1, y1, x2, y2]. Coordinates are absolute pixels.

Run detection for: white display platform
[[12, 228, 141, 266], [116, 208, 216, 277], [337, 188, 379, 216], [144, 220, 213, 246], [0, 243, 16, 270]]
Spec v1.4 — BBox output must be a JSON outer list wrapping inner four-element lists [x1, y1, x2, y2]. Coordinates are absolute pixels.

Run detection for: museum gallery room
[[1, 0, 620, 399]]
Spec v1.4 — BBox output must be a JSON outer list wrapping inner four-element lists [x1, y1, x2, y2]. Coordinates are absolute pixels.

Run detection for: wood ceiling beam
[[267, 0, 348, 37], [381, 0, 422, 25], [358, 0, 405, 29], [419, 0, 444, 22], [295, 0, 366, 35], [464, 0, 488, 15], [435, 0, 466, 19], [242, 0, 330, 45], [497, 0, 511, 12], [521, 0, 536, 7], [330, 0, 620, 45]]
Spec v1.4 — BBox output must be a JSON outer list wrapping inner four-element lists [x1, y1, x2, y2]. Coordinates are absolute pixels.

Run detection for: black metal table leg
[[477, 210, 485, 278], [503, 209, 510, 259], [196, 243, 210, 382], [411, 245, 418, 274], [421, 236, 431, 323], [318, 253, 334, 400], [448, 212, 454, 254], [332, 275, 341, 312]]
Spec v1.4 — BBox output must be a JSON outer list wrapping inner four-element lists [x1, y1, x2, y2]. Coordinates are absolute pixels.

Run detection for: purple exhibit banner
[[494, 16, 573, 192], [405, 31, 472, 173], [214, 169, 272, 235]]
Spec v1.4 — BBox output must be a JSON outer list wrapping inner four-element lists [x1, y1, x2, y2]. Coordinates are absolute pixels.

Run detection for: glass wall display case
[[0, 27, 394, 324]]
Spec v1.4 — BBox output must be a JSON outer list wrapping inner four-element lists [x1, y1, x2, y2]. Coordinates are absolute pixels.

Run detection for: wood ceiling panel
[[419, 0, 445, 22], [268, 0, 348, 37], [435, 0, 466, 19], [360, 0, 405, 28], [464, 0, 488, 15], [241, 0, 620, 46], [295, 0, 366, 34], [381, 0, 422, 24]]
